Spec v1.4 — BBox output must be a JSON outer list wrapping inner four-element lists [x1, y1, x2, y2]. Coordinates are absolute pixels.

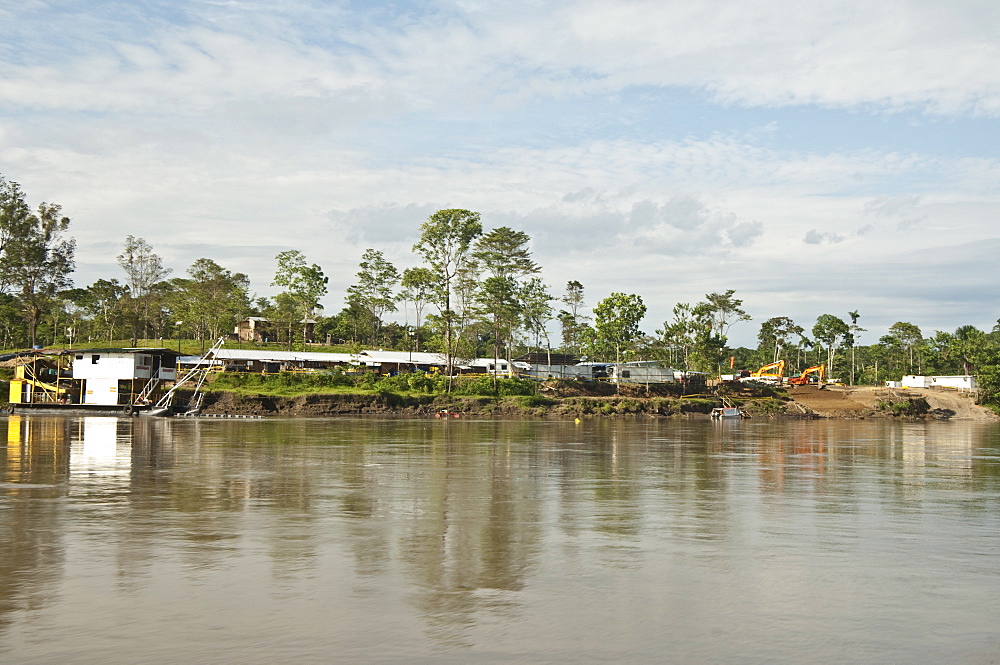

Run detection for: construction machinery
[[787, 364, 825, 385], [740, 360, 785, 384]]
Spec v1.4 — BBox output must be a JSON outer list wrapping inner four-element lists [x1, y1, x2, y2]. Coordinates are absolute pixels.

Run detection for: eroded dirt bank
[[196, 384, 999, 420], [784, 385, 997, 420]]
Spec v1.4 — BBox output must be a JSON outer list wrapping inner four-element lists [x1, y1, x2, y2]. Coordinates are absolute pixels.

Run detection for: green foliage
[[876, 397, 930, 417], [1, 176, 76, 346], [515, 395, 557, 408], [452, 375, 537, 397], [592, 292, 646, 363], [270, 250, 328, 349], [680, 398, 716, 413], [210, 370, 357, 395], [412, 209, 483, 376], [172, 258, 251, 342], [345, 248, 400, 345]]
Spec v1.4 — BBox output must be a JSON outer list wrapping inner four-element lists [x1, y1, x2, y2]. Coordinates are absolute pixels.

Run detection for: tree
[[412, 209, 483, 382], [0, 176, 39, 295], [520, 277, 554, 356], [594, 292, 646, 388], [117, 236, 171, 341], [689, 290, 751, 374], [399, 266, 438, 352], [884, 321, 923, 374], [2, 199, 76, 346], [949, 325, 988, 375], [70, 279, 128, 342], [471, 226, 540, 369], [173, 258, 251, 348], [847, 310, 866, 384], [657, 303, 700, 369], [812, 314, 851, 379], [558, 280, 589, 355], [697, 290, 751, 340], [757, 316, 804, 364], [271, 250, 328, 349], [345, 249, 400, 345]]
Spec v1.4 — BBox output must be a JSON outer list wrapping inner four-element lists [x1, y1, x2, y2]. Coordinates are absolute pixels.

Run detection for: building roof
[[64, 347, 182, 356], [359, 350, 448, 365], [211, 349, 358, 363]]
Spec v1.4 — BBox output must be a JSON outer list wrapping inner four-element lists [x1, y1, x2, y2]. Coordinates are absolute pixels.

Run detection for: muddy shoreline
[[195, 384, 999, 421]]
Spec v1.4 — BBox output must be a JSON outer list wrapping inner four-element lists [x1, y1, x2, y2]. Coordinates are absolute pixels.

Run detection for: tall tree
[[884, 321, 923, 374], [271, 250, 328, 349], [757, 316, 804, 364], [472, 226, 540, 367], [813, 314, 851, 379], [847, 310, 866, 384], [412, 209, 482, 381], [521, 277, 554, 356], [2, 199, 76, 346], [173, 258, 251, 348], [696, 290, 751, 340], [71, 279, 128, 343], [558, 280, 588, 355], [345, 249, 400, 346], [399, 266, 438, 352], [0, 176, 39, 295], [117, 236, 171, 341], [594, 292, 646, 388]]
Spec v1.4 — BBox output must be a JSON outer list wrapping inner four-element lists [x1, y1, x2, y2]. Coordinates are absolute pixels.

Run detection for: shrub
[[876, 397, 930, 417], [452, 375, 537, 397]]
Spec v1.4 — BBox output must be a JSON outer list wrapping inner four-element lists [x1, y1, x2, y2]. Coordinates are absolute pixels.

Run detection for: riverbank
[[194, 383, 999, 420]]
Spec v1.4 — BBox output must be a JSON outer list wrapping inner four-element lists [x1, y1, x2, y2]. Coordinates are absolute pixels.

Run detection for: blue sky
[[2, 0, 999, 347]]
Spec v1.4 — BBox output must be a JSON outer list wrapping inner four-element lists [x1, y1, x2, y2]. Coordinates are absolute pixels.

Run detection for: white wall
[[84, 378, 120, 405], [73, 353, 137, 380]]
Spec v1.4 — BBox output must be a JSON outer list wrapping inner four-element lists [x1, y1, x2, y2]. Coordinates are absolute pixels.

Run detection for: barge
[[8, 345, 209, 416]]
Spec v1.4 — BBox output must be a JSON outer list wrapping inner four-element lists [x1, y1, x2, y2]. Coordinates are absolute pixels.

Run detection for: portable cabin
[[520, 364, 595, 381], [606, 363, 677, 384], [929, 375, 976, 391], [901, 375, 930, 389]]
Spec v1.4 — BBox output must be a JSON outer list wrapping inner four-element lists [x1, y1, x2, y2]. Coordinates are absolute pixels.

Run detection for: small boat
[[435, 410, 461, 419], [711, 406, 749, 419]]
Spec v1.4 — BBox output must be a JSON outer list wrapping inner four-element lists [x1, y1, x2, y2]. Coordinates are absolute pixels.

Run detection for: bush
[[680, 398, 715, 413], [452, 375, 537, 397], [876, 397, 930, 417], [515, 395, 557, 408]]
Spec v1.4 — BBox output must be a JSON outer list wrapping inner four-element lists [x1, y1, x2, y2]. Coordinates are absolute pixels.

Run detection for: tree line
[[4, 177, 1000, 405]]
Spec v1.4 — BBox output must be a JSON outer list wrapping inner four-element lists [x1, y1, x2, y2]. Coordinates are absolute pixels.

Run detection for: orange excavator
[[787, 364, 825, 385]]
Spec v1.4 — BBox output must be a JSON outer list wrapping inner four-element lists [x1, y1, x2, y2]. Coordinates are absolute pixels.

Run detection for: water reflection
[[1, 416, 998, 662]]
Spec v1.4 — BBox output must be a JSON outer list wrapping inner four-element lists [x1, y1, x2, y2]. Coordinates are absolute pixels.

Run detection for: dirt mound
[[786, 385, 997, 420]]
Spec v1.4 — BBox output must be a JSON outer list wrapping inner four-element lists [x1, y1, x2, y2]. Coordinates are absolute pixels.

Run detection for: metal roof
[[211, 349, 359, 363], [359, 350, 448, 365]]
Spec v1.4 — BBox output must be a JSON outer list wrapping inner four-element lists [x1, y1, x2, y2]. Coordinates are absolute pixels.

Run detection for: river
[[1, 415, 998, 664]]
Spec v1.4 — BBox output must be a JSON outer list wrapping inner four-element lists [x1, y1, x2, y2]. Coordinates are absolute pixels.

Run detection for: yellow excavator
[[787, 364, 825, 385], [739, 360, 785, 384]]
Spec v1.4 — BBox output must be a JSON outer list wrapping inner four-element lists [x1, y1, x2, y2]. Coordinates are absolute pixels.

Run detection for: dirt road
[[786, 385, 998, 420]]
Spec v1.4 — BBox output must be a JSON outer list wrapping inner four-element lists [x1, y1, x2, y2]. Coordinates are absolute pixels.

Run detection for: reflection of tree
[[0, 417, 71, 635], [397, 421, 543, 647]]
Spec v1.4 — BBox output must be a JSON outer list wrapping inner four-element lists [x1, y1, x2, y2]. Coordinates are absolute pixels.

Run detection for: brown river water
[[2, 415, 999, 664]]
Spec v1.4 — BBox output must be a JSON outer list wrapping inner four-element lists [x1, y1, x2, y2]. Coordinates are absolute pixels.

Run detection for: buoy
[[574, 417, 581, 424]]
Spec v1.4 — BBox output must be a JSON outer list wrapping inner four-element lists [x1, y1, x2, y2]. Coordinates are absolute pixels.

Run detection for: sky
[[2, 0, 999, 348]]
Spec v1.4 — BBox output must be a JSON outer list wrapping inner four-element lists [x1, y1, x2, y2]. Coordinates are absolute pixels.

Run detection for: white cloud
[[1, 0, 999, 347]]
